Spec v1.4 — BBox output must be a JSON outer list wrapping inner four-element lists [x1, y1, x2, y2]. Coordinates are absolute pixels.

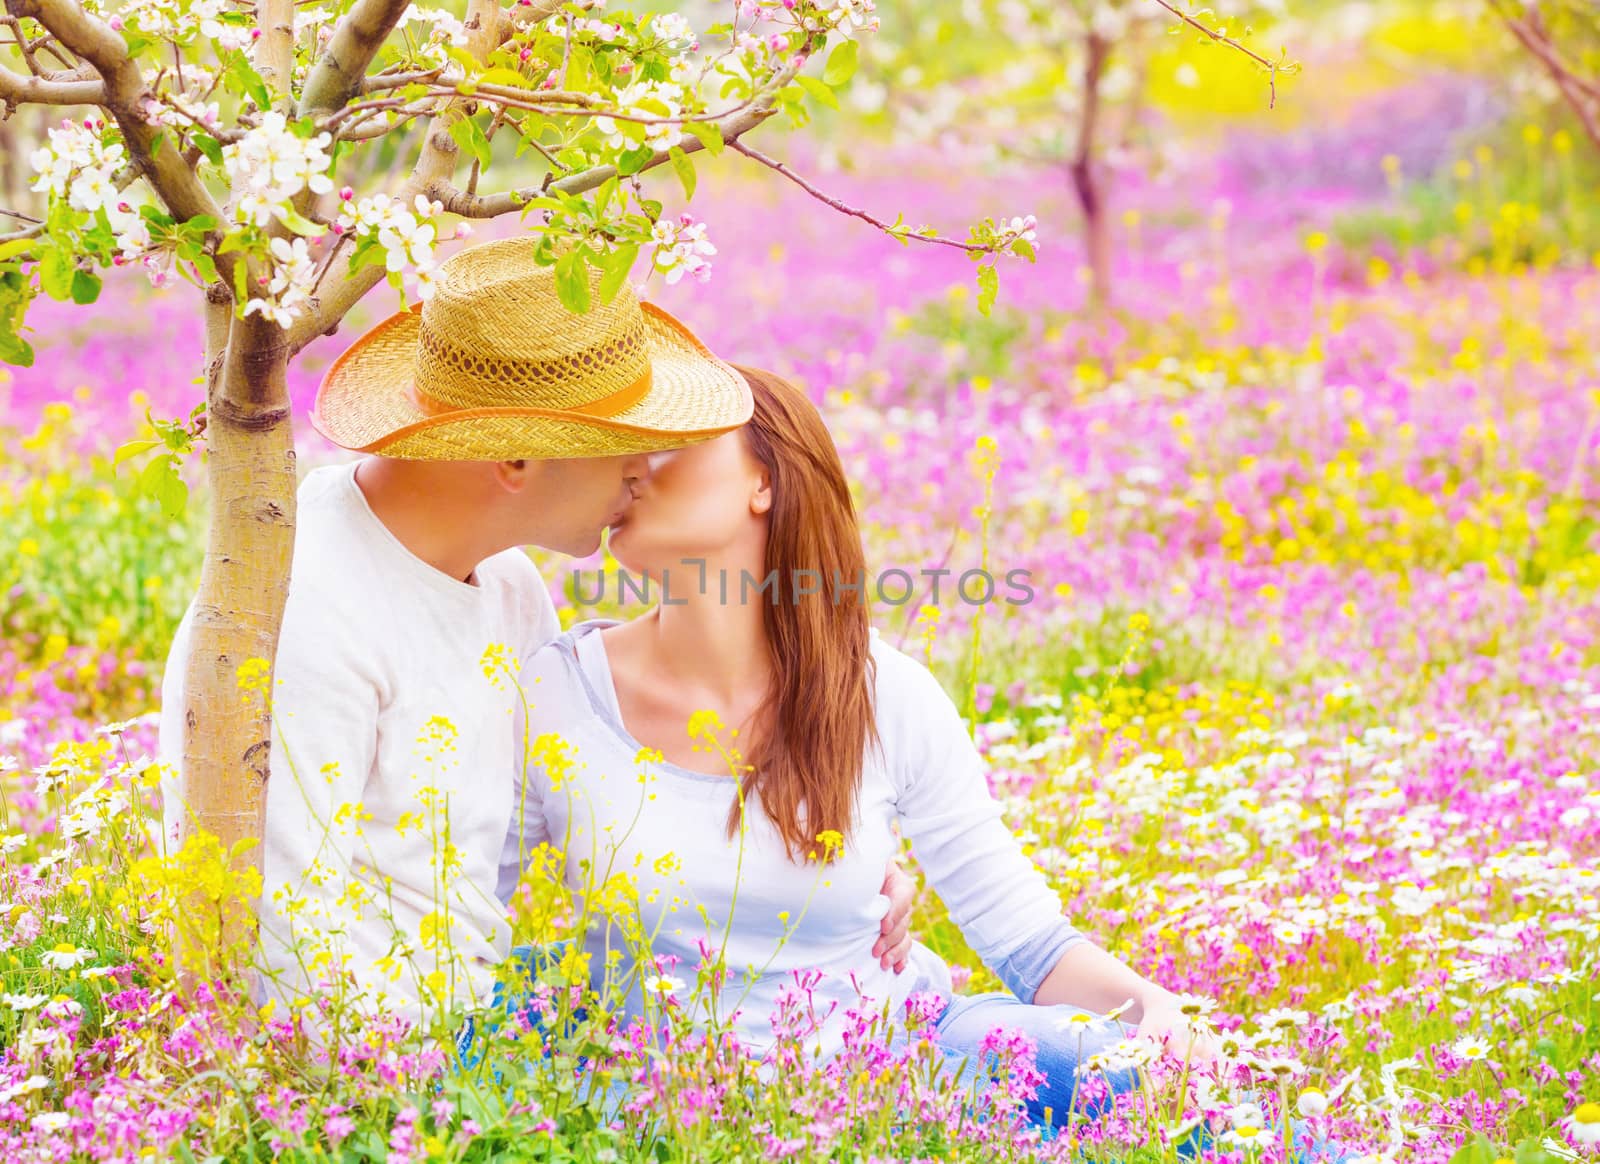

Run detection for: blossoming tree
[[859, 0, 1290, 307], [0, 0, 1040, 932], [1485, 0, 1600, 155]]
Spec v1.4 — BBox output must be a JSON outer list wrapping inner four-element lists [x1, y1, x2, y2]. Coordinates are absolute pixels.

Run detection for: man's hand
[[873, 858, 917, 973]]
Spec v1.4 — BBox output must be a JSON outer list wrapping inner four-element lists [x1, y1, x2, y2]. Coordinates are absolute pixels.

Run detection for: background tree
[[0, 0, 1036, 950], [1485, 0, 1600, 155], [857, 0, 1292, 309]]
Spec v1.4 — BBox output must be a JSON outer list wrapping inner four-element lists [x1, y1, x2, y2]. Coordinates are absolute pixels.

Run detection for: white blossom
[[648, 12, 698, 51], [242, 236, 319, 328], [336, 193, 444, 302], [594, 81, 688, 153], [39, 945, 95, 971], [0, 1074, 49, 1102], [221, 111, 335, 229], [643, 974, 685, 996], [650, 214, 716, 285], [28, 119, 126, 210]]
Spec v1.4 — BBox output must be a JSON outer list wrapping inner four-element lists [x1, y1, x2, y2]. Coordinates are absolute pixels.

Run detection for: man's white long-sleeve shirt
[[158, 461, 558, 1024]]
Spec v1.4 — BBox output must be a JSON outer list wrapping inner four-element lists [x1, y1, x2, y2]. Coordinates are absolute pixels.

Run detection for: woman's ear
[[751, 468, 773, 516]]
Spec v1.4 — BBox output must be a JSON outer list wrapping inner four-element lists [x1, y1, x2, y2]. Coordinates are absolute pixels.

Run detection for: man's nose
[[619, 452, 652, 482]]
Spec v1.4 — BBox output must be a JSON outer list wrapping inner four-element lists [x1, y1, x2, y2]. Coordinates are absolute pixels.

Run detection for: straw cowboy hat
[[311, 238, 752, 459]]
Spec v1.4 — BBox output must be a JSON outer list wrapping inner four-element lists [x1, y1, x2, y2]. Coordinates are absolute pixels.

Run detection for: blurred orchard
[[1, 1, 1598, 1161]]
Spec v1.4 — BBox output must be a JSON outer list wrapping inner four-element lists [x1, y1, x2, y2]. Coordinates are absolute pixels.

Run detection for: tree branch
[[1492, 1, 1600, 154], [254, 0, 295, 110], [427, 87, 786, 218], [0, 59, 103, 106], [359, 65, 446, 95], [286, 0, 503, 355], [1143, 0, 1285, 109], [727, 139, 989, 255], [7, 0, 229, 234], [0, 219, 44, 245], [298, 0, 414, 118]]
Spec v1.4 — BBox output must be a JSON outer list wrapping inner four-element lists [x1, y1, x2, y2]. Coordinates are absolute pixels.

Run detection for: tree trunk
[[1071, 159, 1113, 311], [175, 295, 296, 966], [1070, 30, 1113, 312]]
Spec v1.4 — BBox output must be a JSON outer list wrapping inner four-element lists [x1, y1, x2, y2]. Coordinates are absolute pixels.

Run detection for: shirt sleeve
[[156, 603, 195, 853], [494, 637, 573, 905], [158, 589, 381, 957], [882, 644, 1085, 1003], [253, 598, 382, 951]]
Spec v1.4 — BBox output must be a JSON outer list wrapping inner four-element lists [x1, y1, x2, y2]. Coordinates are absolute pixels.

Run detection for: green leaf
[[136, 454, 189, 518], [184, 214, 219, 235], [38, 246, 75, 301], [348, 240, 387, 275], [794, 74, 839, 110], [70, 268, 101, 305], [278, 207, 326, 238], [0, 328, 33, 367], [976, 264, 999, 317], [0, 239, 35, 264], [450, 116, 492, 171], [193, 133, 224, 167], [554, 250, 591, 315], [684, 121, 724, 157], [1513, 1138, 1555, 1164], [595, 176, 619, 218], [47, 197, 74, 236], [228, 53, 272, 110], [193, 253, 220, 285], [616, 145, 655, 177], [216, 231, 249, 255], [520, 196, 569, 216], [154, 464, 189, 520], [1447, 1136, 1492, 1164], [667, 147, 696, 200], [477, 66, 533, 89], [232, 251, 250, 305], [113, 440, 160, 467], [823, 40, 858, 87], [1011, 237, 1037, 263], [596, 245, 638, 305]]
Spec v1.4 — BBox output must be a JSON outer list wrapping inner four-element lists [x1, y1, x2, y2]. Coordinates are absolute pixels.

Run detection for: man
[[158, 238, 913, 1029]]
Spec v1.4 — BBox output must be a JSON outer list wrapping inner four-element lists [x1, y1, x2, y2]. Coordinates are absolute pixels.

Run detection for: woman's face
[[606, 431, 770, 580]]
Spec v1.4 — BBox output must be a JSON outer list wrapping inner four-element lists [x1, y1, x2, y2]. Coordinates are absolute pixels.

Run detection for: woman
[[497, 366, 1203, 1130]]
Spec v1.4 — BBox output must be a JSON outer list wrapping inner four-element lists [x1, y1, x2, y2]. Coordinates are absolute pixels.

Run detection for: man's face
[[514, 451, 656, 557]]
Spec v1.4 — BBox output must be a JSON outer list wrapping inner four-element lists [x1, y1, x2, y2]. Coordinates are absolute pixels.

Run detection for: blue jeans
[[455, 943, 580, 1072], [930, 990, 1142, 1130], [931, 993, 1351, 1161], [458, 948, 1349, 1161]]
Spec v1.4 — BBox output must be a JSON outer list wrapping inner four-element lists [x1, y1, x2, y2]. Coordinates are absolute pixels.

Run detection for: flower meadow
[[3, 23, 1600, 1164]]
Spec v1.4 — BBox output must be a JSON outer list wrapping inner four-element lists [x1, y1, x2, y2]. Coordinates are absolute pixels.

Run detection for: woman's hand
[[873, 858, 917, 972], [1134, 988, 1221, 1063]]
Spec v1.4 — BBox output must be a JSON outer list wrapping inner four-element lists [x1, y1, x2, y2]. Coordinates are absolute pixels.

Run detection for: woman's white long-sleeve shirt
[[498, 620, 1083, 1058]]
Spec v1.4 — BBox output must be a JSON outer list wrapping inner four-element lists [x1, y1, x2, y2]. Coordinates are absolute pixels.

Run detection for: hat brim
[[310, 300, 752, 460]]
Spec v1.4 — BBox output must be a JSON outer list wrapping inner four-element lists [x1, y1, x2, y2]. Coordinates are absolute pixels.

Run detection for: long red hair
[[728, 366, 879, 862]]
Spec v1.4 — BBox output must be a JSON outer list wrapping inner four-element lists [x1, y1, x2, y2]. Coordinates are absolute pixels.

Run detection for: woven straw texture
[[312, 238, 751, 460]]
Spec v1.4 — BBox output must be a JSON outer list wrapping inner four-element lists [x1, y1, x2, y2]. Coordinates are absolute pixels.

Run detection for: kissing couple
[[159, 237, 1205, 1137]]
